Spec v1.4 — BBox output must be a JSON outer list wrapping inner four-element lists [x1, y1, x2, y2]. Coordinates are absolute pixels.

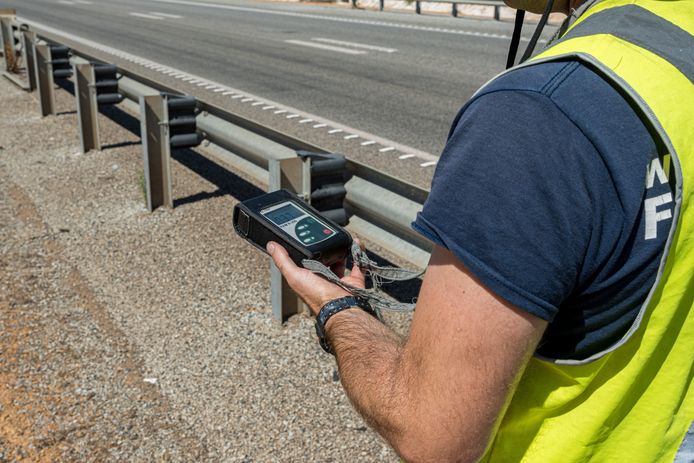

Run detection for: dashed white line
[[379, 147, 395, 153], [274, 109, 287, 115], [222, 91, 235, 95], [361, 140, 376, 146], [420, 161, 437, 167], [241, 97, 254, 102], [196, 82, 209, 87], [231, 95, 244, 99], [129, 12, 165, 20], [313, 38, 397, 53], [284, 40, 367, 56], [149, 12, 183, 18], [328, 129, 343, 134], [299, 118, 313, 124], [313, 123, 327, 128], [344, 134, 359, 140], [263, 105, 276, 110], [213, 88, 225, 93], [399, 154, 416, 159], [286, 114, 300, 119], [251, 101, 265, 106]]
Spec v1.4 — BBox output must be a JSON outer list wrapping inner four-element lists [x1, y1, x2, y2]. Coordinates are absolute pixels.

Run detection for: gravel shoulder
[[0, 76, 410, 461]]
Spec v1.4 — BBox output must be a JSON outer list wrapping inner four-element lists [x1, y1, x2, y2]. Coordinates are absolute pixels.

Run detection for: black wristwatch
[[315, 296, 378, 355]]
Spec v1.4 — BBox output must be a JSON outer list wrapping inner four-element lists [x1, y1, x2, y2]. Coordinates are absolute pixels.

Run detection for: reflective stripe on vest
[[480, 1, 694, 461]]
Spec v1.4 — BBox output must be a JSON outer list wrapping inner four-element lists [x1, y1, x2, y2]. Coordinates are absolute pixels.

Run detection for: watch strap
[[315, 296, 377, 355]]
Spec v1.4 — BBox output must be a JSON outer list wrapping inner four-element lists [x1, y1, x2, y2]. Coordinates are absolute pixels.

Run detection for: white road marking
[[399, 154, 416, 159], [73, 0, 93, 4], [344, 134, 359, 140], [262, 105, 276, 110], [299, 118, 313, 123], [284, 40, 367, 56], [241, 97, 253, 102], [361, 140, 376, 146], [420, 161, 437, 167], [313, 123, 327, 128], [149, 12, 183, 18], [251, 101, 265, 106], [21, 16, 441, 165], [197, 82, 209, 86], [222, 91, 235, 95], [129, 12, 165, 20], [286, 114, 300, 119], [151, 0, 539, 42], [204, 84, 217, 89], [313, 38, 397, 53], [379, 147, 395, 152], [58, 0, 76, 4], [231, 95, 244, 99], [213, 88, 225, 93]]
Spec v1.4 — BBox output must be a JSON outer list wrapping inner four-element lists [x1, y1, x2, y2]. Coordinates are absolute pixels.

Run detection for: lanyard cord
[[506, 9, 526, 69], [520, 0, 556, 63]]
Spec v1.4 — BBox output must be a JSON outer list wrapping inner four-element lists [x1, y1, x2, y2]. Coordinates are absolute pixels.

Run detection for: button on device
[[299, 231, 310, 237], [323, 229, 332, 235]]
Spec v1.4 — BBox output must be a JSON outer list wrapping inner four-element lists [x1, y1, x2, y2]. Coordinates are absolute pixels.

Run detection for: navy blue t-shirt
[[413, 61, 675, 360]]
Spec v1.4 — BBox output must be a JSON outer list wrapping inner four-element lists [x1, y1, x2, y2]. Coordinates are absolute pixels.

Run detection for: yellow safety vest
[[481, 1, 694, 461]]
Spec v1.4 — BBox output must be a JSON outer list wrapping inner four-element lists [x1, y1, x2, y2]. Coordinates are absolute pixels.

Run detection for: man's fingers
[[267, 241, 297, 280]]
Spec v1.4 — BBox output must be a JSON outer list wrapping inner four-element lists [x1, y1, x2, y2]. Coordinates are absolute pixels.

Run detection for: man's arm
[[269, 243, 547, 462]]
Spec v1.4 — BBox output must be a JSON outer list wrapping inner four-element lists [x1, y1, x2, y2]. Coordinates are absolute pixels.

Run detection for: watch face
[[261, 201, 337, 247]]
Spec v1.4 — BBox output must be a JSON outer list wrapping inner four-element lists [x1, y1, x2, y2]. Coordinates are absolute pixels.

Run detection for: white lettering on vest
[[645, 192, 673, 240], [645, 156, 669, 189]]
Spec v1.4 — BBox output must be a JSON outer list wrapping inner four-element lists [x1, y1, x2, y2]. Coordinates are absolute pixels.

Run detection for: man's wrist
[[315, 296, 378, 354]]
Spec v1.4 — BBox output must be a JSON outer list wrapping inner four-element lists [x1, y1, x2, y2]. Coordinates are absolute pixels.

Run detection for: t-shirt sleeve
[[413, 89, 606, 321]]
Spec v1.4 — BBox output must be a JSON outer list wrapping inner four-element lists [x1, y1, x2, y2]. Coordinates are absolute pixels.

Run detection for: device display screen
[[261, 201, 337, 246]]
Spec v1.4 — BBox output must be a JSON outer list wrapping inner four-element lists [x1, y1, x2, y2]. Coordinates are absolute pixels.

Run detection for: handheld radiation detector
[[233, 189, 352, 266]]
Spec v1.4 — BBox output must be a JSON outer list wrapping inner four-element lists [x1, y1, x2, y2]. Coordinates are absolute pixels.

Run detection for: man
[[268, 0, 694, 460]]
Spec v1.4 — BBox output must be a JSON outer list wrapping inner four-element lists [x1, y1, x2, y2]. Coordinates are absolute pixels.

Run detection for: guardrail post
[[494, 4, 500, 20], [415, 1, 421, 14], [379, 0, 384, 11], [34, 41, 56, 116], [73, 58, 101, 153], [268, 156, 311, 323], [0, 11, 17, 73], [139, 94, 173, 211], [452, 3, 458, 17], [22, 30, 37, 91]]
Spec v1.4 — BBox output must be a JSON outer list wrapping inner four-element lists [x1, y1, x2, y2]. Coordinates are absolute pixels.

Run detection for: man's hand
[[266, 241, 365, 315]]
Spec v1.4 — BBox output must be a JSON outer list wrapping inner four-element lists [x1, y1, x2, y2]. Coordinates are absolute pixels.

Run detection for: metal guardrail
[[1, 13, 434, 322], [356, 0, 505, 19]]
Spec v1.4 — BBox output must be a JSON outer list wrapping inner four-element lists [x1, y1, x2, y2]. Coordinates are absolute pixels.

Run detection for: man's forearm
[[325, 308, 411, 449]]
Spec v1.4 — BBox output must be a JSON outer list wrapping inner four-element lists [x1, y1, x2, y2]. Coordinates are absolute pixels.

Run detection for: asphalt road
[[6, 0, 556, 187]]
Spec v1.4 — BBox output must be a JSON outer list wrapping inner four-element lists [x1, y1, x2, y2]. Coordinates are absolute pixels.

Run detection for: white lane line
[[299, 118, 313, 124], [58, 0, 76, 4], [344, 134, 359, 140], [222, 91, 235, 95], [286, 114, 300, 119], [263, 105, 276, 110], [313, 123, 327, 128], [73, 0, 93, 4], [197, 82, 209, 86], [241, 97, 254, 102], [420, 161, 437, 167], [399, 154, 416, 159], [151, 0, 536, 42], [213, 88, 225, 93], [205, 84, 217, 89], [313, 38, 397, 53], [274, 109, 287, 115], [129, 12, 165, 20], [328, 129, 343, 134], [251, 101, 265, 106], [231, 95, 244, 99], [379, 147, 395, 153], [284, 40, 367, 56], [149, 12, 183, 18], [361, 140, 376, 146]]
